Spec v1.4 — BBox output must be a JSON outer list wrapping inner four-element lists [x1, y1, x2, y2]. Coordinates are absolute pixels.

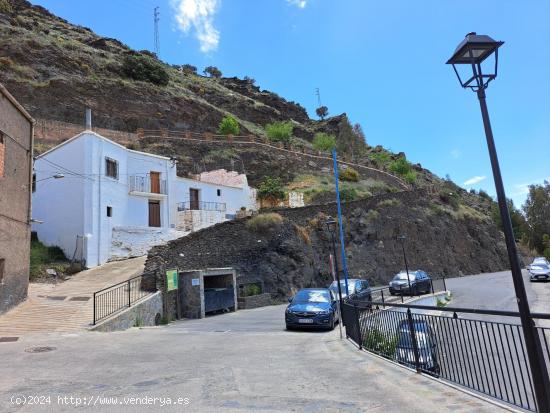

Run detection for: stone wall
[[90, 291, 163, 332], [34, 118, 138, 145], [110, 226, 188, 261], [176, 210, 226, 232], [237, 293, 272, 309]]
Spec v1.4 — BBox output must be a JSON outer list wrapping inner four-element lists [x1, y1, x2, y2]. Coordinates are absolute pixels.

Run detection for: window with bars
[[105, 157, 118, 179]]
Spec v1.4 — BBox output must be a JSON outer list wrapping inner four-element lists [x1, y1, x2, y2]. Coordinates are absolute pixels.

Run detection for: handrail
[[93, 273, 144, 295]]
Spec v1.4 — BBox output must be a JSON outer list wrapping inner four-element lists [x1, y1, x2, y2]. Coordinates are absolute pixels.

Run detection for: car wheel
[[328, 316, 335, 330]]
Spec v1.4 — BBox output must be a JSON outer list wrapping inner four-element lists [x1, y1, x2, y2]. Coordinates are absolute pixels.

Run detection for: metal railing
[[128, 175, 167, 194], [341, 299, 550, 412], [177, 201, 226, 212], [93, 272, 157, 325], [367, 276, 448, 305]]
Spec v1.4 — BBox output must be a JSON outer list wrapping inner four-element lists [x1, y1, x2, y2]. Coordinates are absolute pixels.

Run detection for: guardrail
[[92, 272, 157, 325], [341, 298, 550, 412], [177, 201, 227, 212]]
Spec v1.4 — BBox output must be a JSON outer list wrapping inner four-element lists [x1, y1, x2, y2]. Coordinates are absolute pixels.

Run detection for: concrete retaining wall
[[237, 293, 272, 309], [90, 291, 163, 332]]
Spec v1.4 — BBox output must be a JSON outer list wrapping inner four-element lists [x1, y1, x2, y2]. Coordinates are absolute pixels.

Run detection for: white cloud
[[463, 176, 487, 186], [450, 149, 461, 159], [171, 0, 220, 53], [286, 0, 307, 8]]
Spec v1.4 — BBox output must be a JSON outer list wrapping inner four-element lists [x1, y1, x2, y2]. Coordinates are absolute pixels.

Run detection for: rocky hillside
[[145, 191, 509, 299]]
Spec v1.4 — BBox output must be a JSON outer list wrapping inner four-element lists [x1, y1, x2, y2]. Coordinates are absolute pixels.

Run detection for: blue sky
[[32, 0, 550, 207]]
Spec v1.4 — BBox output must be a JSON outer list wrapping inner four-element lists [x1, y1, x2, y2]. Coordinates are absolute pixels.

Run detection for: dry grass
[[246, 213, 284, 233], [294, 225, 311, 245]]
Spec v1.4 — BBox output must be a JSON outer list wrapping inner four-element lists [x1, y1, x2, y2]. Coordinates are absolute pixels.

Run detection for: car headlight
[[286, 308, 293, 314]]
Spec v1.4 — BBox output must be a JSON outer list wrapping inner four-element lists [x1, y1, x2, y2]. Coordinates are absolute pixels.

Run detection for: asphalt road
[[0, 305, 505, 413]]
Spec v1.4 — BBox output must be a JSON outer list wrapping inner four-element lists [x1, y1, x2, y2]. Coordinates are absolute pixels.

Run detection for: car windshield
[[532, 264, 550, 270], [394, 272, 415, 281], [293, 290, 331, 304]]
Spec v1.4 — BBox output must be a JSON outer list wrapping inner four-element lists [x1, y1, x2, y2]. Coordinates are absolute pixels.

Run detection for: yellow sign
[[166, 269, 178, 291]]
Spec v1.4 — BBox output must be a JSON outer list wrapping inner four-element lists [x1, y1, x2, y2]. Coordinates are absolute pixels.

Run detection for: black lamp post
[[326, 217, 344, 307], [447, 32, 550, 412], [397, 235, 412, 294]]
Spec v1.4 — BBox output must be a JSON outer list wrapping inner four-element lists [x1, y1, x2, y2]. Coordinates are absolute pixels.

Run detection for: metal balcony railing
[[129, 175, 167, 194], [177, 201, 227, 212]]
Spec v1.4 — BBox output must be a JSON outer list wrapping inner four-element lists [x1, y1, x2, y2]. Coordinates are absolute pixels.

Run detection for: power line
[[154, 6, 160, 57]]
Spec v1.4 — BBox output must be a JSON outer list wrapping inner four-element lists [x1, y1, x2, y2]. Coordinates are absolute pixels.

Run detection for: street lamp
[[397, 235, 412, 295], [447, 32, 550, 412], [35, 173, 65, 183], [326, 217, 344, 307]]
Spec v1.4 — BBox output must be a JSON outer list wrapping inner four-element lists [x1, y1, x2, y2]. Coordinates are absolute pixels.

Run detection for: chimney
[[85, 108, 92, 130]]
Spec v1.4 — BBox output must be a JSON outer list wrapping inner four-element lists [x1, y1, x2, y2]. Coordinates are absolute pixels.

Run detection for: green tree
[[316, 106, 328, 120], [122, 54, 169, 86], [203, 66, 222, 78], [265, 121, 293, 143], [523, 180, 550, 252], [491, 199, 527, 241], [312, 133, 336, 151], [180, 64, 197, 74], [389, 156, 412, 176], [257, 177, 286, 203], [217, 115, 240, 135]]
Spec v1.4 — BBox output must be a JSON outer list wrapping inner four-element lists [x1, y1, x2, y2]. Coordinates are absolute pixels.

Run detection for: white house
[[32, 131, 257, 268]]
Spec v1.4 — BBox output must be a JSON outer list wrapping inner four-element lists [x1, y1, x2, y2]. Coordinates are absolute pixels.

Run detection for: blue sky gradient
[[31, 0, 550, 207]]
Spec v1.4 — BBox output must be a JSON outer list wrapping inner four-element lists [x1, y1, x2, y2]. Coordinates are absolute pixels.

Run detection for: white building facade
[[32, 132, 256, 267]]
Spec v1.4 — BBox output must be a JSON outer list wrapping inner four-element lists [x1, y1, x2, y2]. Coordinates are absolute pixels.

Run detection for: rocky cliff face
[[145, 192, 509, 299]]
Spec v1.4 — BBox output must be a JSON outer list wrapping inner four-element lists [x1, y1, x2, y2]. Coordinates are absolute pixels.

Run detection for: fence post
[[442, 276, 447, 292], [354, 304, 362, 350], [381, 290, 385, 309], [430, 279, 434, 294], [93, 292, 96, 325], [400, 285, 404, 303], [128, 280, 131, 308], [406, 308, 421, 373]]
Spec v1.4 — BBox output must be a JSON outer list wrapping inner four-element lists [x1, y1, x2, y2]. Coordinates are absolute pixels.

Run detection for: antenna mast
[[154, 6, 160, 57]]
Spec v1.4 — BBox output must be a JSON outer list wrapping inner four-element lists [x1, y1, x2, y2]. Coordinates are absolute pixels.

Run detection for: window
[[32, 173, 36, 192], [0, 259, 4, 284], [105, 157, 118, 179], [0, 133, 4, 178], [106, 206, 112, 217], [217, 189, 221, 197]]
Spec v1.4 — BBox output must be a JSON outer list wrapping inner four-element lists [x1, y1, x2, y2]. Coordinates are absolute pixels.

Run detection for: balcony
[[177, 201, 226, 212], [129, 175, 167, 197]]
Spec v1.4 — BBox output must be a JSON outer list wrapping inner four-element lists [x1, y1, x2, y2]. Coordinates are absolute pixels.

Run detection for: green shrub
[[389, 157, 413, 176], [439, 189, 460, 210], [339, 187, 358, 201], [30, 239, 68, 279], [243, 283, 262, 296], [217, 115, 240, 135], [369, 152, 391, 167], [312, 133, 336, 151], [544, 248, 550, 262], [339, 167, 359, 182], [257, 177, 286, 202], [363, 329, 398, 359], [265, 121, 293, 143], [203, 66, 222, 78], [0, 0, 12, 13], [365, 210, 379, 222], [403, 170, 417, 184], [246, 213, 284, 233], [122, 54, 169, 86]]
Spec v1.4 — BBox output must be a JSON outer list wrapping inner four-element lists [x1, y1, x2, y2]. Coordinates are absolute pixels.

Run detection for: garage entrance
[[178, 268, 237, 319]]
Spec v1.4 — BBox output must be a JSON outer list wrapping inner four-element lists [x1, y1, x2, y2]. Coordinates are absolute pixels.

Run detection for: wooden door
[[150, 171, 160, 194], [148, 200, 161, 227], [190, 188, 199, 210]]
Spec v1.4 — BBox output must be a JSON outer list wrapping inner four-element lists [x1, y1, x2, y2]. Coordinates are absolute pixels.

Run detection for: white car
[[529, 263, 550, 282]]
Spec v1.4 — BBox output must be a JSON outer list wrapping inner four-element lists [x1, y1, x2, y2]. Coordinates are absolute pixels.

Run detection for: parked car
[[389, 270, 432, 295], [395, 319, 440, 375], [328, 278, 372, 302], [285, 288, 339, 330], [529, 263, 550, 282]]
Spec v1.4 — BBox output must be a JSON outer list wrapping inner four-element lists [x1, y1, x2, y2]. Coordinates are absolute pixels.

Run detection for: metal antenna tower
[[154, 6, 160, 57], [315, 87, 322, 107]]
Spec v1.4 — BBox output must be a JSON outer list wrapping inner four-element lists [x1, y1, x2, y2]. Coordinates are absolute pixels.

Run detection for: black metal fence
[[368, 276, 447, 305], [341, 299, 550, 412], [93, 272, 157, 325]]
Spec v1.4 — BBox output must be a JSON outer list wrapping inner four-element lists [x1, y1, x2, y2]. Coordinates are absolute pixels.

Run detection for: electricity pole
[[154, 6, 160, 57]]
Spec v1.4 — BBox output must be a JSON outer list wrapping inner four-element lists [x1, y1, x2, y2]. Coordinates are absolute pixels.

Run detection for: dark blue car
[[285, 288, 339, 330]]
